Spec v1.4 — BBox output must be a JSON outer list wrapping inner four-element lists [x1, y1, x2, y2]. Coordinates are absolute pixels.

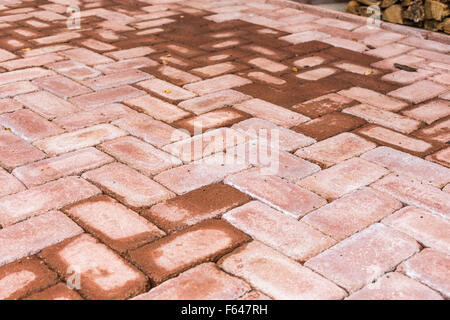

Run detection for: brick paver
[[0, 0, 448, 300]]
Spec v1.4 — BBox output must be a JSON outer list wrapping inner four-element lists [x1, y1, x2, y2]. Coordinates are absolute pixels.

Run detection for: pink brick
[[53, 103, 132, 131], [306, 223, 420, 292], [192, 62, 244, 78], [225, 168, 327, 218], [247, 57, 288, 73], [32, 75, 91, 98], [0, 99, 22, 114], [38, 234, 147, 300], [163, 128, 248, 162], [381, 69, 435, 85], [347, 272, 443, 300], [12, 147, 113, 188], [61, 48, 114, 66], [47, 60, 100, 81], [0, 130, 45, 169], [32, 32, 81, 45], [416, 118, 450, 143], [343, 104, 421, 134], [296, 132, 375, 167], [322, 37, 368, 52], [316, 17, 358, 30], [362, 31, 404, 47], [219, 241, 347, 300], [398, 249, 450, 298], [0, 53, 63, 71], [82, 70, 152, 90], [338, 87, 407, 111], [0, 81, 38, 99], [0, 109, 63, 142], [400, 37, 450, 53], [234, 98, 309, 128], [124, 94, 189, 123], [155, 65, 202, 85], [389, 80, 447, 104], [83, 162, 174, 209], [133, 17, 175, 29], [383, 206, 450, 255], [431, 73, 450, 86], [0, 48, 16, 62], [96, 57, 159, 74], [99, 135, 181, 175], [22, 45, 72, 58], [361, 146, 450, 187], [0, 167, 25, 197], [294, 56, 327, 68], [232, 117, 315, 152], [410, 49, 450, 64], [357, 125, 433, 154], [296, 67, 337, 81], [0, 211, 83, 267], [333, 62, 380, 76], [154, 153, 250, 195], [80, 38, 116, 52], [299, 157, 389, 200], [133, 263, 250, 300], [366, 43, 413, 59], [64, 195, 165, 253], [178, 89, 251, 115], [238, 290, 272, 300], [137, 78, 196, 102], [246, 71, 287, 86], [372, 173, 450, 218], [426, 147, 450, 168], [33, 124, 126, 156], [69, 85, 145, 108], [371, 55, 424, 71], [0, 176, 100, 227], [15, 91, 80, 119], [302, 187, 401, 241], [183, 74, 252, 95], [0, 67, 54, 86], [113, 113, 189, 148], [225, 201, 335, 261], [280, 31, 330, 44]]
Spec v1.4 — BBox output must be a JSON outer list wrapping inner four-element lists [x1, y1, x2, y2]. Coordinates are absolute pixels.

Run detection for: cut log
[[356, 0, 381, 6], [381, 0, 398, 8], [425, 0, 448, 21], [345, 0, 361, 14], [440, 17, 450, 32], [383, 4, 404, 23], [403, 0, 426, 23]]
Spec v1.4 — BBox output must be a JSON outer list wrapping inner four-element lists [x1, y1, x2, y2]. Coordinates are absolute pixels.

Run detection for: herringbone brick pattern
[[0, 0, 449, 300]]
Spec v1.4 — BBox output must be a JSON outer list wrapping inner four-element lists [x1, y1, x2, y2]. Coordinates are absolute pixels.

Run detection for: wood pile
[[345, 0, 450, 33]]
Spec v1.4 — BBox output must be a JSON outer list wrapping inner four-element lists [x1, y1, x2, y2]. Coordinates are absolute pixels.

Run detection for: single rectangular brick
[[64, 195, 165, 253], [280, 31, 330, 44], [96, 57, 159, 74], [426, 147, 450, 168], [32, 75, 91, 99], [98, 136, 181, 176], [402, 100, 450, 124], [38, 234, 147, 300], [292, 93, 354, 118], [306, 223, 420, 292], [133, 263, 250, 300], [219, 241, 347, 300], [302, 187, 402, 241], [225, 201, 335, 261], [144, 183, 250, 233], [0, 176, 100, 227], [234, 98, 309, 128], [82, 70, 153, 90], [366, 43, 413, 59], [106, 46, 155, 60], [12, 147, 113, 188], [178, 89, 251, 115], [0, 130, 45, 169], [183, 74, 252, 95], [343, 104, 422, 134], [61, 48, 114, 66], [298, 157, 389, 201], [247, 57, 288, 73], [0, 211, 83, 267], [137, 78, 196, 102], [24, 283, 83, 300], [151, 65, 202, 86], [338, 87, 407, 111], [124, 94, 190, 123], [296, 132, 375, 167], [154, 153, 250, 194], [69, 85, 145, 109], [0, 257, 58, 300], [32, 32, 81, 45], [84, 160, 174, 208], [33, 124, 127, 156], [0, 48, 16, 62], [381, 69, 435, 85], [398, 248, 449, 298], [15, 91, 80, 119], [372, 173, 450, 218], [0, 67, 54, 86], [347, 272, 443, 300], [388, 80, 447, 104], [415, 118, 450, 144], [0, 109, 63, 142], [383, 206, 450, 255], [163, 128, 248, 162], [0, 53, 63, 71], [0, 81, 38, 99], [192, 61, 246, 78], [47, 60, 101, 81], [225, 168, 327, 218], [361, 146, 450, 187], [129, 219, 249, 284], [0, 168, 24, 197], [0, 98, 22, 114]]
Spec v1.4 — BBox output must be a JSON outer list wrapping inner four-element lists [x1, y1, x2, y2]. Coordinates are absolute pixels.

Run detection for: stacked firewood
[[345, 0, 450, 33]]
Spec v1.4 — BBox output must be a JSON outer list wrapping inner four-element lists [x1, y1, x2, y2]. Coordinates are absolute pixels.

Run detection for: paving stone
[[291, 93, 354, 118], [305, 223, 420, 292], [61, 48, 114, 66], [82, 162, 174, 209], [129, 219, 249, 284], [381, 69, 435, 85], [0, 81, 38, 99], [0, 129, 45, 170], [402, 100, 450, 124], [219, 241, 346, 300], [96, 57, 159, 74], [0, 167, 25, 197], [69, 86, 145, 109], [0, 211, 83, 267], [38, 234, 147, 300], [64, 195, 165, 253], [398, 249, 450, 298], [106, 46, 155, 60], [426, 147, 450, 168], [133, 263, 251, 300], [82, 70, 152, 90], [47, 60, 101, 81], [0, 53, 63, 71], [15, 91, 80, 119], [338, 87, 407, 111], [137, 78, 197, 102], [183, 74, 252, 95], [388, 80, 447, 105], [32, 75, 91, 98], [414, 118, 450, 144], [24, 283, 83, 300], [0, 68, 54, 87], [0, 98, 23, 114]]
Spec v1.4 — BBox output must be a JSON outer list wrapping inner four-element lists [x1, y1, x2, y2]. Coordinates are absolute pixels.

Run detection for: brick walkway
[[0, 0, 449, 300]]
